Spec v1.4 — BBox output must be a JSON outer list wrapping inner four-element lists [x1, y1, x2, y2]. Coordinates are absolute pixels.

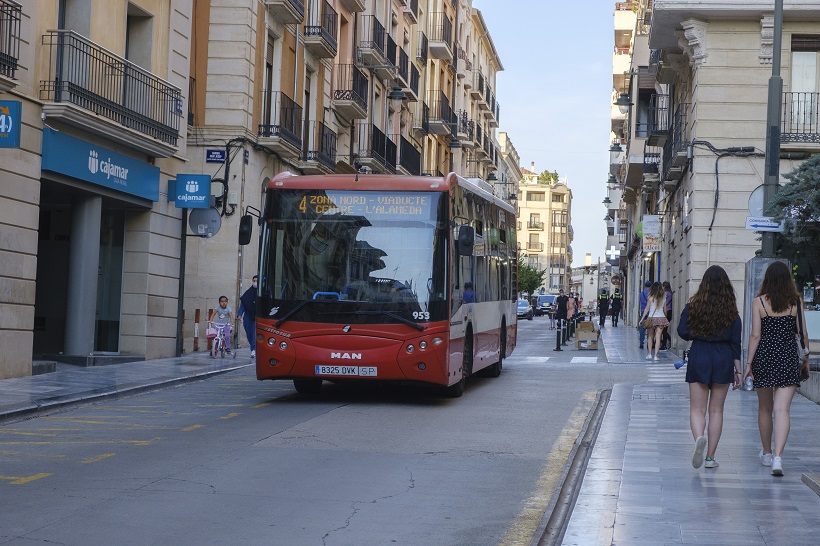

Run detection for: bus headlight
[[267, 337, 276, 346], [419, 341, 428, 350], [432, 337, 443, 345], [406, 344, 415, 353], [279, 341, 288, 350]]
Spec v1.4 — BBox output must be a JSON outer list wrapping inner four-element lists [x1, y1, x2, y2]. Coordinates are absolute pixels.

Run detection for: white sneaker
[[759, 449, 773, 467], [250, 350, 256, 358], [771, 456, 783, 476], [704, 457, 719, 468], [692, 436, 707, 469], [646, 354, 653, 360]]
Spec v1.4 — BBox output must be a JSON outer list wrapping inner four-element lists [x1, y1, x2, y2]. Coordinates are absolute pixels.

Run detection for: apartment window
[[551, 194, 564, 203], [262, 38, 276, 125], [552, 210, 567, 228], [791, 35, 820, 92], [125, 3, 153, 70], [527, 192, 545, 202], [529, 214, 540, 227]]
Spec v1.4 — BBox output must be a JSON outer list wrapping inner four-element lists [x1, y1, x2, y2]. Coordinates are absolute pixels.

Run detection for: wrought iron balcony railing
[[399, 135, 421, 175], [416, 31, 428, 64], [40, 30, 182, 146], [429, 12, 453, 47], [259, 91, 303, 150], [661, 102, 690, 181], [304, 120, 337, 170], [359, 15, 386, 60], [333, 63, 368, 112], [304, 0, 338, 54], [356, 122, 396, 173], [782, 92, 820, 143], [0, 0, 21, 79]]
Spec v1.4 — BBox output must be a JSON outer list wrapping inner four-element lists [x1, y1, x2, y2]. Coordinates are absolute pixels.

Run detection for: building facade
[[0, 0, 513, 379], [609, 0, 820, 346], [516, 164, 573, 294], [0, 0, 191, 379]]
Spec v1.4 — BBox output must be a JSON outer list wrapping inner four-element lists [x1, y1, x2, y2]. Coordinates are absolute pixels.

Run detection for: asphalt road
[[0, 318, 645, 546]]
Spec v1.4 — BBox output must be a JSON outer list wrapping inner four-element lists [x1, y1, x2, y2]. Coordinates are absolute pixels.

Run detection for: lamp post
[[762, 0, 783, 258]]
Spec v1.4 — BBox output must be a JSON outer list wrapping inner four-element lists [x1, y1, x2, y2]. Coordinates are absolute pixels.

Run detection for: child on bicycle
[[213, 296, 234, 354]]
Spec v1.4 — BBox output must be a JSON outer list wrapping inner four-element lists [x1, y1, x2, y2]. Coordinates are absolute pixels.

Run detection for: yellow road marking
[[45, 418, 154, 428], [0, 437, 161, 446], [181, 424, 204, 432], [251, 402, 272, 408], [498, 391, 597, 546], [0, 431, 58, 437], [0, 473, 52, 485], [219, 412, 241, 420], [0, 450, 65, 459], [81, 453, 115, 464]]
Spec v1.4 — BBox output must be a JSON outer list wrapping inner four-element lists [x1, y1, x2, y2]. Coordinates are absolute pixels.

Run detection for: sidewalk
[[0, 350, 251, 422], [564, 324, 820, 545]]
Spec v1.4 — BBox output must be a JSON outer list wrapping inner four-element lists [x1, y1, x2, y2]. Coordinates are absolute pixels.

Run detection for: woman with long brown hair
[[744, 261, 810, 476], [639, 282, 669, 360], [677, 265, 742, 469]]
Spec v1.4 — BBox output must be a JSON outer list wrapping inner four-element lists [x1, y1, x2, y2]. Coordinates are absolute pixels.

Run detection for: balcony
[[338, 0, 365, 12], [405, 63, 420, 102], [782, 92, 820, 147], [416, 31, 428, 65], [428, 13, 453, 61], [473, 122, 483, 150], [299, 120, 337, 174], [304, 0, 338, 59], [332, 64, 368, 121], [358, 15, 387, 67], [0, 0, 21, 92], [258, 91, 303, 158], [398, 135, 422, 176], [527, 221, 544, 231], [263, 0, 305, 24], [470, 70, 485, 100], [427, 90, 453, 135], [412, 102, 429, 138], [39, 30, 182, 157], [661, 102, 690, 183], [456, 46, 471, 81], [356, 122, 396, 174], [526, 242, 544, 252], [456, 111, 474, 144], [646, 93, 670, 146], [478, 81, 491, 111], [395, 47, 410, 90], [404, 0, 419, 24]]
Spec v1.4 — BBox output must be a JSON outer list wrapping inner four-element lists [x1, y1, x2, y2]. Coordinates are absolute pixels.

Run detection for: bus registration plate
[[315, 365, 378, 377]]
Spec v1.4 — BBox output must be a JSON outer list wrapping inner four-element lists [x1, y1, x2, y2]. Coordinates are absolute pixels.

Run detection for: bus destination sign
[[297, 191, 433, 219]]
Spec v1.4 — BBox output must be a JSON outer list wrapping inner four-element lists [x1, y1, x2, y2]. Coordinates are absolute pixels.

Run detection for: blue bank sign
[[41, 128, 160, 201], [0, 100, 22, 148], [169, 174, 211, 209]]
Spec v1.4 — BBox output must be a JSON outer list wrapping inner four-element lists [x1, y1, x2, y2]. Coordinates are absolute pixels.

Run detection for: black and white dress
[[751, 298, 801, 388]]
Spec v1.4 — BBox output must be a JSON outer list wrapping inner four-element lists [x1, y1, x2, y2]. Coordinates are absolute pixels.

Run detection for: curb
[[0, 364, 251, 424], [531, 388, 612, 546]]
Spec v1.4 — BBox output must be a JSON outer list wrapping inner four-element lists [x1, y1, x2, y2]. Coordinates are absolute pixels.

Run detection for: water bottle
[[674, 350, 688, 370], [744, 376, 754, 391]]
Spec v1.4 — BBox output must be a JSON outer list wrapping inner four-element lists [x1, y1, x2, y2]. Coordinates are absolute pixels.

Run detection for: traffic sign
[[745, 216, 783, 232]]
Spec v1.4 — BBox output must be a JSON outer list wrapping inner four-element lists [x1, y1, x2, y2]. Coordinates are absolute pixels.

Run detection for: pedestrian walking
[[238, 274, 258, 358], [598, 289, 610, 328], [677, 265, 742, 470], [660, 281, 673, 350], [743, 261, 811, 476], [555, 288, 569, 334], [639, 282, 669, 361], [636, 281, 651, 347], [609, 288, 623, 326]]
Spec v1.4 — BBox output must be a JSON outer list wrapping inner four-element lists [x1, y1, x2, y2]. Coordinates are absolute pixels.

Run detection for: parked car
[[517, 299, 534, 320], [534, 294, 558, 316]]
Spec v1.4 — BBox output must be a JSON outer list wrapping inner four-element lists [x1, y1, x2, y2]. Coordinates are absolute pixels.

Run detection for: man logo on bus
[[331, 352, 362, 360], [342, 325, 351, 333]]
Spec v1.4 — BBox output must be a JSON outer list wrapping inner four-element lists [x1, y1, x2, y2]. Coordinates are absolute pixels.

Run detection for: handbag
[[796, 308, 809, 360], [641, 318, 652, 329]]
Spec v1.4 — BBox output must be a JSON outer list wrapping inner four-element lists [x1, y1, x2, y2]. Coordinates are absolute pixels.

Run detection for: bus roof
[[267, 172, 516, 215]]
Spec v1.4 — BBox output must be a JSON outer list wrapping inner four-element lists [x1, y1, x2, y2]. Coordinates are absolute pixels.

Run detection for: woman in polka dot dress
[[744, 261, 811, 477]]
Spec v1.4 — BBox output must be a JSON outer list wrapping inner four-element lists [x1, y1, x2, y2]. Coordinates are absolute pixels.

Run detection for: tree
[[517, 257, 547, 296], [536, 170, 560, 184]]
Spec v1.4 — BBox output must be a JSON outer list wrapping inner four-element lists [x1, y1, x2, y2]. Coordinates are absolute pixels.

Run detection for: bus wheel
[[484, 323, 505, 378], [293, 379, 322, 394]]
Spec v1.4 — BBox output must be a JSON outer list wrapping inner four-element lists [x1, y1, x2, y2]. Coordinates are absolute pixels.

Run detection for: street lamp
[[614, 92, 633, 114]]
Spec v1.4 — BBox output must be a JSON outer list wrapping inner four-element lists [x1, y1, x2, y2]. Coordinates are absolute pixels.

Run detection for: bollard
[[561, 318, 568, 346], [554, 319, 563, 351]]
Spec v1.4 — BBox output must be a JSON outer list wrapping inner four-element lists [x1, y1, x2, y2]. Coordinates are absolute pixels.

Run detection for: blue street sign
[[0, 100, 22, 148], [206, 149, 226, 163]]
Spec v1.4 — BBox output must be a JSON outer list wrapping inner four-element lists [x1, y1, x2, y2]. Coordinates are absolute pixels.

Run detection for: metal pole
[[762, 0, 783, 258]]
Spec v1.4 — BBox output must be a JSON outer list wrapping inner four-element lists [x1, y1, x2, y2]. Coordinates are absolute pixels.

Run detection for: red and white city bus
[[239, 171, 518, 397]]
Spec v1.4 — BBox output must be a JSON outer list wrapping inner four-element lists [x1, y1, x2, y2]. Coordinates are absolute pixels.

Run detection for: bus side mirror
[[457, 225, 474, 256], [238, 214, 253, 246]]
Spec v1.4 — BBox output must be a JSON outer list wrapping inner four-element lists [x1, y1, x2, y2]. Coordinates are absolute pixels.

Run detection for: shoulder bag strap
[[797, 305, 807, 349]]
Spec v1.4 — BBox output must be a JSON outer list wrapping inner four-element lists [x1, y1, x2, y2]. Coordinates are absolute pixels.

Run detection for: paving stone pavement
[[563, 323, 820, 545]]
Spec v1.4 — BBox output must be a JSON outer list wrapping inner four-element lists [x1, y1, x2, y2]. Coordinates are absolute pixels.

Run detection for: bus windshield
[[258, 189, 449, 325]]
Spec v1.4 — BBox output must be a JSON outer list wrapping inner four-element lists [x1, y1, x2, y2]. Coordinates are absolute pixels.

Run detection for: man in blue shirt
[[463, 282, 476, 303], [638, 280, 651, 348]]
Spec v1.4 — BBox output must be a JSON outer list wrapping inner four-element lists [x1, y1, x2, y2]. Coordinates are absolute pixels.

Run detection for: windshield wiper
[[343, 310, 425, 331], [274, 300, 320, 327]]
